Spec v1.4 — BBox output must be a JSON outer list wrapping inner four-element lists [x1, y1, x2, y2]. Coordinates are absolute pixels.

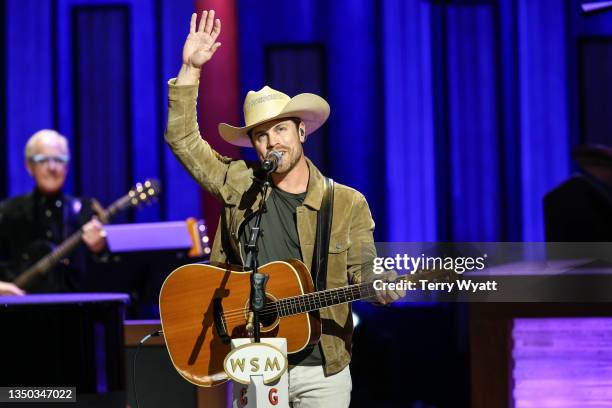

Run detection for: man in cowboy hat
[[165, 10, 404, 407]]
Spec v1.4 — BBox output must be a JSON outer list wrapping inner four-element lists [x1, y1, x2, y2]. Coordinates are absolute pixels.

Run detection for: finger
[[190, 13, 196, 34], [388, 290, 400, 301], [100, 229, 107, 238], [210, 42, 222, 54], [204, 9, 215, 34], [198, 10, 208, 32], [211, 18, 221, 41]]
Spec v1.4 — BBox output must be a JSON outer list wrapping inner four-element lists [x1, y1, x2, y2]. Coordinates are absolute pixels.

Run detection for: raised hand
[[184, 10, 221, 68], [176, 10, 221, 85]]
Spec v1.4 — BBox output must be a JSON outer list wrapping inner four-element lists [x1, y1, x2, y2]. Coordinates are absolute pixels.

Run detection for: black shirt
[[240, 185, 323, 366], [0, 189, 97, 292]]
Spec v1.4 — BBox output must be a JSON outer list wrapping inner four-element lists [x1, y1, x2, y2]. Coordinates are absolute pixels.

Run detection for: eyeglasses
[[29, 154, 70, 165]]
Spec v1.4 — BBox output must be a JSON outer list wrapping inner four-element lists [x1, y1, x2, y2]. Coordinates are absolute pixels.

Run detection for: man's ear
[[299, 123, 306, 143]]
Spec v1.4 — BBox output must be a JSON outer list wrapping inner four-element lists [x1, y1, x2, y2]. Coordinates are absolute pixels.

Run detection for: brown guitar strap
[[313, 177, 334, 291]]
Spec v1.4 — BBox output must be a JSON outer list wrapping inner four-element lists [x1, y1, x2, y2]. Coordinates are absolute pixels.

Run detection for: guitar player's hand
[[82, 217, 107, 253], [175, 10, 221, 86], [0, 281, 25, 296], [375, 270, 406, 305]]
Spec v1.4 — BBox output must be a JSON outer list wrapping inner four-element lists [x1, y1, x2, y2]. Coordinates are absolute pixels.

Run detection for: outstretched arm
[[165, 10, 236, 201]]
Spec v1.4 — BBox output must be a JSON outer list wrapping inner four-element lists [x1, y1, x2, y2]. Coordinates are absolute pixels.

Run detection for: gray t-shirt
[[240, 186, 323, 366]]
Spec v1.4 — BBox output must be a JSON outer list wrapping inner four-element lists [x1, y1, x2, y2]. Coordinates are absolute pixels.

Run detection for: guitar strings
[[220, 286, 369, 324], [219, 273, 421, 320], [219, 284, 370, 319], [220, 293, 368, 324], [219, 285, 365, 319], [219, 274, 433, 324]]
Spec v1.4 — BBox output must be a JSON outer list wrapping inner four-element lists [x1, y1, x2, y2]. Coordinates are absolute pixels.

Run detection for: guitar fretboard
[[272, 280, 379, 318]]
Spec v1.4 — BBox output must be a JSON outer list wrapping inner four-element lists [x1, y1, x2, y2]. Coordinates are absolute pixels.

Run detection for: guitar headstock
[[128, 179, 161, 208]]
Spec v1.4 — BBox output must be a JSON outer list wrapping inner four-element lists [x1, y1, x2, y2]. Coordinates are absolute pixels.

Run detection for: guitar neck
[[270, 269, 452, 318], [13, 230, 84, 287], [272, 275, 415, 318], [105, 195, 131, 220]]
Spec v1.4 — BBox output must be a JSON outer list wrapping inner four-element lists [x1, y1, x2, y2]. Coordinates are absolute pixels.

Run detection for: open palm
[[183, 10, 221, 69]]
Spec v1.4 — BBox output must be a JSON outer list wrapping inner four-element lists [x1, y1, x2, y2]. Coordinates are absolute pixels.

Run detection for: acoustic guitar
[[159, 260, 449, 387], [12, 179, 160, 290]]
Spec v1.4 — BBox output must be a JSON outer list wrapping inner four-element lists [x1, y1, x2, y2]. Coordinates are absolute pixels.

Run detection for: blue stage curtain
[[446, 5, 501, 241], [325, 0, 388, 240], [158, 0, 202, 221], [0, 0, 7, 199], [382, 0, 438, 242], [72, 6, 131, 220], [517, 0, 570, 241], [383, 1, 502, 242], [6, 0, 56, 197], [55, 0, 195, 222]]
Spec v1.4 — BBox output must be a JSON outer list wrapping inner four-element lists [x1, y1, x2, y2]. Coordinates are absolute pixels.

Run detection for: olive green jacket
[[164, 79, 377, 376]]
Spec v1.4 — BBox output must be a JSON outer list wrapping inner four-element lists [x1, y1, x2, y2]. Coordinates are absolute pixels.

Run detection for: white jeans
[[288, 365, 352, 408]]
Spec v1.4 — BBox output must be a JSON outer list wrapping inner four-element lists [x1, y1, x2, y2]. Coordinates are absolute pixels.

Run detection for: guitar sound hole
[[260, 294, 278, 328], [242, 295, 280, 331]]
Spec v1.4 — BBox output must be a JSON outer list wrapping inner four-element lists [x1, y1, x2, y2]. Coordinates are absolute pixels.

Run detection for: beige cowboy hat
[[218, 86, 330, 148]]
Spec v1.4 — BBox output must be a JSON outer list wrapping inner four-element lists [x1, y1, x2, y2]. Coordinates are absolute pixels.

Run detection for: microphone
[[262, 150, 283, 173]]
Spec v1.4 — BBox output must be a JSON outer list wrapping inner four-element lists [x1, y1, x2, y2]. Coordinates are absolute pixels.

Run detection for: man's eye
[[278, 126, 287, 131]]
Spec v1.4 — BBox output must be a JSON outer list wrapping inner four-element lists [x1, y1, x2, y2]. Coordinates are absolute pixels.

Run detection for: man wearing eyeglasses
[[0, 129, 107, 295]]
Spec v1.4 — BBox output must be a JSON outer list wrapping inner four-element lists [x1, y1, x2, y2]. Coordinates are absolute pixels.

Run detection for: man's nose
[[47, 160, 60, 171], [267, 132, 280, 148]]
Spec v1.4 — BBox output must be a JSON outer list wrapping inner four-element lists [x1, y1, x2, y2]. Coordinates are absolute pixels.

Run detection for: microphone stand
[[244, 174, 272, 343]]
